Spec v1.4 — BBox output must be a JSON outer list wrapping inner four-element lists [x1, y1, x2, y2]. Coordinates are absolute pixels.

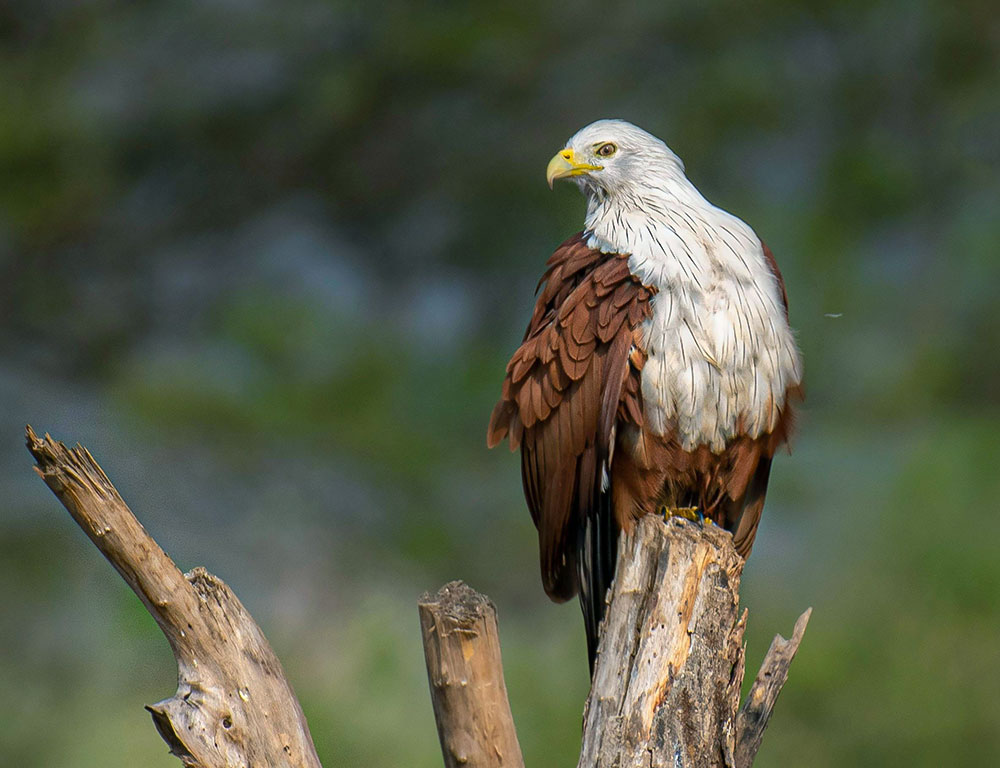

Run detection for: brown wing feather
[[761, 241, 789, 317], [730, 456, 773, 557], [487, 233, 653, 601]]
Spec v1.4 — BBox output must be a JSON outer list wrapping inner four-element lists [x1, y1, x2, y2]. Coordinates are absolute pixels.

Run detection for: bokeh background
[[2, 1, 998, 765]]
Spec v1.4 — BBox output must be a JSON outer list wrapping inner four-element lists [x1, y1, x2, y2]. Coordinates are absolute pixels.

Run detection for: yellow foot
[[658, 506, 701, 523]]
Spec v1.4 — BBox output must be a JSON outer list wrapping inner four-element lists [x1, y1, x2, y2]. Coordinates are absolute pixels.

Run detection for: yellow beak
[[546, 148, 603, 189]]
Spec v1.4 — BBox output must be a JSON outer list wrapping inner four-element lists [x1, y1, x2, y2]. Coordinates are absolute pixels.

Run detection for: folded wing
[[487, 233, 654, 601]]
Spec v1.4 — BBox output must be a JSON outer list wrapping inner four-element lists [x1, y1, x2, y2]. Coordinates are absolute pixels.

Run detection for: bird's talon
[[658, 506, 701, 524], [676, 506, 699, 523]]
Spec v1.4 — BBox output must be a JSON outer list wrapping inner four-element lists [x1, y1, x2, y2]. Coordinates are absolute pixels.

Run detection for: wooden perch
[[26, 426, 808, 767], [420, 516, 810, 768], [25, 426, 322, 768], [419, 581, 524, 768], [580, 515, 810, 767]]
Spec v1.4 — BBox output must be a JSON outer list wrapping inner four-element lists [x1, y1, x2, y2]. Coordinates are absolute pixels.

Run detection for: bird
[[487, 120, 803, 672]]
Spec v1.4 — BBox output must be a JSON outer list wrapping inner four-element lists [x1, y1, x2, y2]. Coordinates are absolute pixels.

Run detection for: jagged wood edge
[[735, 606, 812, 767]]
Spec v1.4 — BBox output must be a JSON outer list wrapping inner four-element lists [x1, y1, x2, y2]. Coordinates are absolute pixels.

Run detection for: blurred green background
[[1, 1, 998, 765]]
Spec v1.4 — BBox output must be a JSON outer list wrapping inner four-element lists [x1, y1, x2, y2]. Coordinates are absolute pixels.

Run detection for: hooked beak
[[546, 148, 603, 189]]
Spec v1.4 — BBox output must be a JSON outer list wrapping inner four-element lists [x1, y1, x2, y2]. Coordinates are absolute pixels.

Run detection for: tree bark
[[577, 515, 810, 767], [419, 581, 525, 768], [418, 515, 810, 768], [26, 426, 322, 768], [579, 515, 747, 768]]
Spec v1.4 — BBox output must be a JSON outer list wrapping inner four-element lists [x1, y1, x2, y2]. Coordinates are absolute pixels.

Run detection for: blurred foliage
[[1, 0, 998, 766]]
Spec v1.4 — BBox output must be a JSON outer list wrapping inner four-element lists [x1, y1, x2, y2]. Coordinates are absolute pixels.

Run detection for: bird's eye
[[596, 142, 617, 158]]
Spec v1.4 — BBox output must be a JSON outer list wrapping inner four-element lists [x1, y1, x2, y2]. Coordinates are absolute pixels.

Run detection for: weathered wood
[[27, 425, 808, 767], [735, 607, 812, 768], [579, 515, 747, 768], [418, 580, 525, 768], [418, 516, 808, 768], [26, 426, 322, 768], [576, 514, 810, 768]]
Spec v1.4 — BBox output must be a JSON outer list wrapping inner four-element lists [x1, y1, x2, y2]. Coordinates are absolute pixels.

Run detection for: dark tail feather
[[577, 490, 619, 675]]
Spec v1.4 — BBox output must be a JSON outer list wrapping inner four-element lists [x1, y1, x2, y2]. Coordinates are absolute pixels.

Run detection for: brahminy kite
[[488, 120, 803, 671]]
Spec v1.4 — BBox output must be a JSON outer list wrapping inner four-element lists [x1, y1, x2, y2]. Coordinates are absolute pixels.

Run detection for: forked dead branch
[[26, 427, 808, 768], [26, 427, 321, 768]]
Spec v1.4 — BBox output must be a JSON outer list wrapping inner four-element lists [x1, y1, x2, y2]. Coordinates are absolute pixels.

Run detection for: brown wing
[[728, 240, 801, 556], [487, 233, 653, 601]]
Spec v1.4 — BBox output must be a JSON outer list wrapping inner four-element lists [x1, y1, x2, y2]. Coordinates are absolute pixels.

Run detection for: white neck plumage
[[582, 161, 713, 254], [581, 165, 763, 293]]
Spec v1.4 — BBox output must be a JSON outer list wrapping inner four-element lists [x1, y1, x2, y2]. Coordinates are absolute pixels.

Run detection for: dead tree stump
[[420, 517, 810, 768]]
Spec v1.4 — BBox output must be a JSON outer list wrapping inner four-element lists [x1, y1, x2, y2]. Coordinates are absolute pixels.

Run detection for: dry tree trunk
[[26, 427, 322, 768], [420, 517, 810, 768], [579, 516, 810, 767]]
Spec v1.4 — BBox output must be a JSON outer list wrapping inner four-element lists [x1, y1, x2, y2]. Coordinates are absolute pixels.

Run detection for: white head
[[545, 119, 687, 201]]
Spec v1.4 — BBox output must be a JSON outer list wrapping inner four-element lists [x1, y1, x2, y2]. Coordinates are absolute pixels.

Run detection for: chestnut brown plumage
[[491, 234, 649, 575]]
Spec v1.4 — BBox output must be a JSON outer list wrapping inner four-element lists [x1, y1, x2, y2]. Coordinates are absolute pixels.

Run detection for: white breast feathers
[[585, 183, 802, 453]]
